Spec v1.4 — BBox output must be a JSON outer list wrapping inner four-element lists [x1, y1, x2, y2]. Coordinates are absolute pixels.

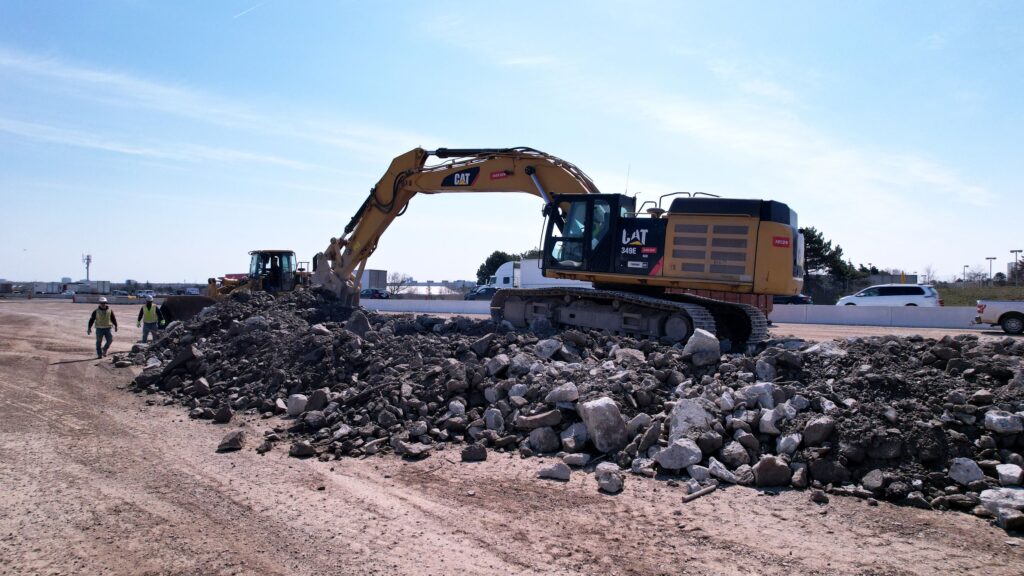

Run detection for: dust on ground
[[0, 300, 1021, 576]]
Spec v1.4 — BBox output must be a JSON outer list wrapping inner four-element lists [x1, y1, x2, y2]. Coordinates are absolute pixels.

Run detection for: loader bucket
[[161, 296, 217, 323]]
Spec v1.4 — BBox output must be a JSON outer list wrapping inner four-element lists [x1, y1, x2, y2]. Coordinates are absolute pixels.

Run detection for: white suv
[[836, 284, 943, 307]]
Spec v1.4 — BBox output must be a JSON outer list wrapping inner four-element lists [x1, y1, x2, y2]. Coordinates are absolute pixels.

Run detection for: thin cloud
[[0, 116, 312, 169], [707, 60, 796, 103], [234, 1, 267, 19], [0, 46, 433, 159], [922, 33, 947, 50], [500, 56, 560, 68], [633, 93, 992, 208]]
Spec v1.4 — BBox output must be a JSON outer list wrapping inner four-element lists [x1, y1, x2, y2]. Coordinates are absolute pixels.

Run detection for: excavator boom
[[312, 147, 600, 305]]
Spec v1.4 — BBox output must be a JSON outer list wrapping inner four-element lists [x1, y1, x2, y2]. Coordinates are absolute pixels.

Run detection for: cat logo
[[621, 229, 649, 246], [441, 167, 480, 187]]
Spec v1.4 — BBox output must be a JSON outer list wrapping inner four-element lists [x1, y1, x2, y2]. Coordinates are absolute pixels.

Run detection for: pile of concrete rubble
[[124, 290, 1024, 532]]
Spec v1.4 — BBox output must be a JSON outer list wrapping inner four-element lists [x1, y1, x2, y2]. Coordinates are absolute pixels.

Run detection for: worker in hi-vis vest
[[136, 295, 165, 344], [87, 297, 118, 358]]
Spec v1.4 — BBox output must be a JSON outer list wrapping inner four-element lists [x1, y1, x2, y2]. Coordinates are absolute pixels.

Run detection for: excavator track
[[491, 287, 767, 352]]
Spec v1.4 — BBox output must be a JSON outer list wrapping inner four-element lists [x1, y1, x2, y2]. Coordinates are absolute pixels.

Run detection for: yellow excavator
[[313, 147, 804, 349]]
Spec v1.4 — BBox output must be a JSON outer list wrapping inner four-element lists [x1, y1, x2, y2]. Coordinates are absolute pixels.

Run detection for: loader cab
[[543, 194, 641, 276], [249, 250, 297, 292]]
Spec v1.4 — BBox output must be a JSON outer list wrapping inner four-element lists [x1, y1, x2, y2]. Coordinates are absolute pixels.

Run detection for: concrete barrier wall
[[361, 299, 492, 315], [73, 295, 164, 305], [769, 305, 977, 329], [49, 293, 982, 329], [364, 300, 979, 329]]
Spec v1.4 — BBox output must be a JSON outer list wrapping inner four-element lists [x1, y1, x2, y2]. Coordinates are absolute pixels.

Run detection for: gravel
[[126, 289, 1024, 532]]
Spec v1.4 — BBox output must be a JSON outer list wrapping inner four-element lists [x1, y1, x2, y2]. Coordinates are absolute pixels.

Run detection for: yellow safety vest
[[95, 308, 112, 329], [142, 304, 159, 323]]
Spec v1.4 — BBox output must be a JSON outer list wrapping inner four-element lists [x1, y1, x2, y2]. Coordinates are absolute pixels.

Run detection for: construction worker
[[136, 295, 165, 343], [87, 297, 118, 358]]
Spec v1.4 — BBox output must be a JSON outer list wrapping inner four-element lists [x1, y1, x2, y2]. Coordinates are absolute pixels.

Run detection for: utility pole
[[986, 257, 996, 285], [1012, 249, 1022, 285], [82, 254, 92, 282], [963, 264, 968, 283]]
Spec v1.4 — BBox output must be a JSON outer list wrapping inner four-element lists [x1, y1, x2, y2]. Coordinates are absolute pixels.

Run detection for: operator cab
[[543, 194, 660, 277], [249, 250, 298, 292]]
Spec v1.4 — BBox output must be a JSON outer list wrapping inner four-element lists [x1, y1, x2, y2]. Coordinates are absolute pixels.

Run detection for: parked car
[[835, 284, 943, 307], [773, 294, 813, 305], [360, 288, 390, 299], [61, 290, 76, 297], [185, 287, 201, 296], [464, 286, 498, 300], [974, 300, 1024, 335], [111, 290, 129, 296], [135, 290, 156, 299]]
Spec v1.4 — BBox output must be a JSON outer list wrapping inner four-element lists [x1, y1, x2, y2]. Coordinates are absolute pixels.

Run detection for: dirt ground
[[1, 300, 1021, 576]]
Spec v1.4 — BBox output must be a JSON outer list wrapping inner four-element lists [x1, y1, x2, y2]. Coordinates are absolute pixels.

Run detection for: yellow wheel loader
[[161, 250, 307, 322]]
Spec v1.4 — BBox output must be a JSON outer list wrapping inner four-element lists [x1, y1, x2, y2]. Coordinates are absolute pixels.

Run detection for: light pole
[[1012, 249, 1022, 285], [963, 265, 968, 283], [986, 257, 996, 284]]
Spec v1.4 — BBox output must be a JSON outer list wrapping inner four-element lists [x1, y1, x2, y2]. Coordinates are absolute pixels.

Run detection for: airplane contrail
[[233, 1, 267, 19]]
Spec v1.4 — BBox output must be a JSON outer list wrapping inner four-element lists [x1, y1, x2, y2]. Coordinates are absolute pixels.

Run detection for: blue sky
[[1, 1, 1022, 284]]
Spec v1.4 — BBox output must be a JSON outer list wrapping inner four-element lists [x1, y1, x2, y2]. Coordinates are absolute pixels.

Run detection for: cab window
[[547, 201, 587, 267], [591, 201, 611, 250], [560, 202, 587, 239]]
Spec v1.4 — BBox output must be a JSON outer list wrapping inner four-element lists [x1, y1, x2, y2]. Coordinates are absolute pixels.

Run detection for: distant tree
[[519, 248, 543, 260], [387, 272, 414, 296], [994, 272, 1008, 285], [800, 227, 855, 279], [967, 266, 987, 283], [921, 264, 938, 284], [476, 251, 517, 285], [1012, 260, 1024, 282]]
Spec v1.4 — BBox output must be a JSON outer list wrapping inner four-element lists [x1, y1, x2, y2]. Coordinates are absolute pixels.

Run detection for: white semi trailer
[[490, 259, 591, 290]]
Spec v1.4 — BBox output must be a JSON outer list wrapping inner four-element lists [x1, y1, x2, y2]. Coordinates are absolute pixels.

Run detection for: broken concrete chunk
[[682, 329, 720, 367], [579, 397, 627, 453], [216, 430, 244, 452], [538, 461, 572, 481], [595, 462, 625, 494]]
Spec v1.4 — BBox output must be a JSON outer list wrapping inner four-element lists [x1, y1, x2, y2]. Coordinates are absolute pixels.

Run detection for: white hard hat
[[146, 295, 154, 302], [98, 297, 108, 303]]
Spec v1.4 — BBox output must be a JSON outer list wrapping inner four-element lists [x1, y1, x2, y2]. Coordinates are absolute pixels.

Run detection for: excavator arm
[[313, 147, 601, 305]]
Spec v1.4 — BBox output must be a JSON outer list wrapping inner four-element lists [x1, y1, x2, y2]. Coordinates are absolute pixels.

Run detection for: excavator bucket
[[161, 295, 218, 324]]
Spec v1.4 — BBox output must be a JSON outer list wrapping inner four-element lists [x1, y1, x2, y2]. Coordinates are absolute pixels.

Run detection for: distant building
[[364, 269, 388, 290], [61, 277, 72, 283]]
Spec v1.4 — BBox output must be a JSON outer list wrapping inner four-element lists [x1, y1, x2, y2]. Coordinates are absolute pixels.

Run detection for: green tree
[[800, 227, 855, 279], [476, 251, 516, 285], [475, 248, 545, 284]]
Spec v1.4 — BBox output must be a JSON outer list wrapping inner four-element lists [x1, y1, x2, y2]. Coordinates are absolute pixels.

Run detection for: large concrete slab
[[361, 299, 492, 315], [770, 305, 977, 329]]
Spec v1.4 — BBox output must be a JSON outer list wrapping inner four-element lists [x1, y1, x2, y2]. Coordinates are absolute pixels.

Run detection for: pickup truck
[[975, 300, 1024, 335]]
